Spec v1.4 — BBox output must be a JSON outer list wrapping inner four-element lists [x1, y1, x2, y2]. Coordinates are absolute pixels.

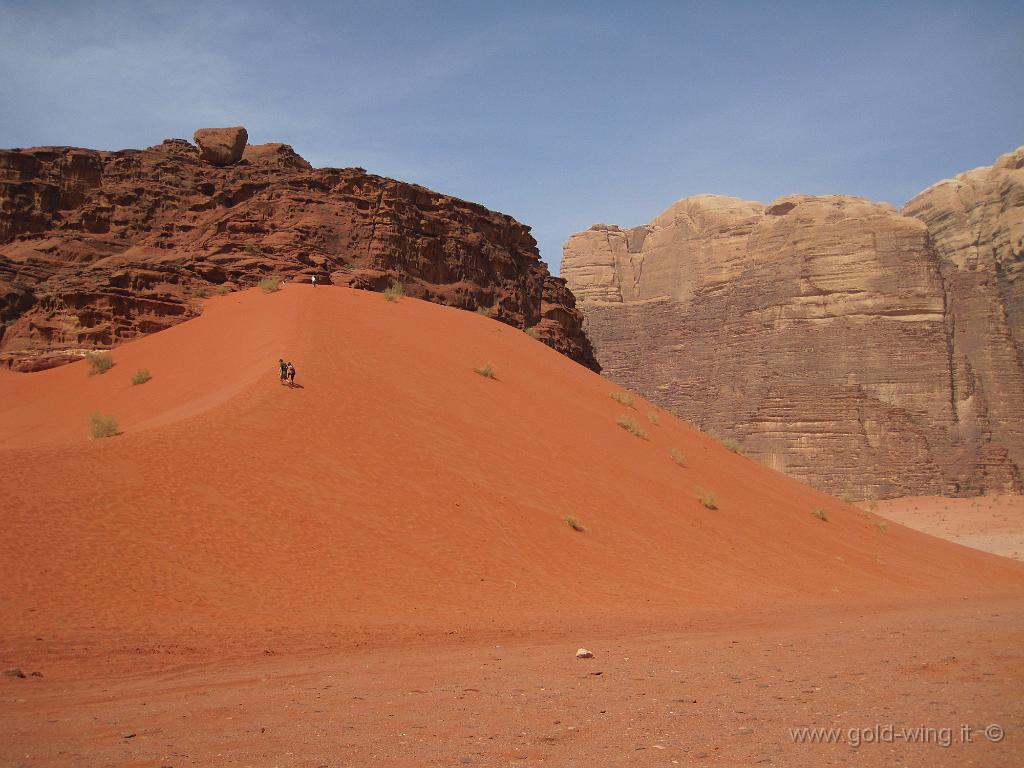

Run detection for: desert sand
[[2, 284, 1023, 766], [876, 495, 1024, 561]]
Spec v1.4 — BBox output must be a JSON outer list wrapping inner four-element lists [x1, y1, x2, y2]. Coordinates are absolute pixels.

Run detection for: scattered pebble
[[576, 648, 594, 659], [2, 668, 25, 678]]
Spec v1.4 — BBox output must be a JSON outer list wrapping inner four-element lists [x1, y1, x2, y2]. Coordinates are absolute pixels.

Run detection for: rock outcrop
[[562, 149, 1024, 499], [193, 126, 248, 166], [0, 128, 597, 371]]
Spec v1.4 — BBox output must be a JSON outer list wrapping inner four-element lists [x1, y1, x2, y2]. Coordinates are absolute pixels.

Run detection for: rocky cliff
[[0, 127, 597, 371], [562, 148, 1024, 499]]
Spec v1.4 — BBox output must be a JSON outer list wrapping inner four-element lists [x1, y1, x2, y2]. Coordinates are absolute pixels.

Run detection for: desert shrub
[[243, 243, 257, 254], [696, 488, 717, 509], [524, 326, 540, 338], [217, 284, 231, 295], [476, 305, 494, 317], [721, 436, 744, 454], [258, 276, 282, 293], [193, 286, 210, 298], [669, 448, 685, 466], [812, 507, 829, 522], [85, 351, 114, 376], [875, 520, 889, 532], [473, 363, 496, 379], [564, 516, 584, 531], [131, 368, 151, 385], [616, 414, 648, 439], [609, 390, 634, 407], [88, 412, 118, 439], [383, 283, 405, 302], [648, 410, 659, 425]]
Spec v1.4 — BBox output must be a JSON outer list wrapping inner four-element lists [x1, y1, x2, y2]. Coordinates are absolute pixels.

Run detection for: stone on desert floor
[[576, 647, 594, 659]]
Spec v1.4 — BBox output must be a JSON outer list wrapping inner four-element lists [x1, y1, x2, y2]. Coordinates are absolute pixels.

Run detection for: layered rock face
[[563, 150, 1024, 499], [0, 128, 596, 371]]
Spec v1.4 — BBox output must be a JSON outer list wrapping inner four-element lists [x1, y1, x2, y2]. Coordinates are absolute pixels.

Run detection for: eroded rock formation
[[0, 127, 596, 371], [562, 148, 1024, 499]]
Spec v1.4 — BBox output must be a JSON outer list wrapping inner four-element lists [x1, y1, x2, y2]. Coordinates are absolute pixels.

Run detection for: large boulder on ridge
[[193, 126, 248, 166]]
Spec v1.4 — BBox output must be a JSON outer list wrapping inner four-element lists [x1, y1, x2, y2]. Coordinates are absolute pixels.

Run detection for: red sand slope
[[2, 285, 1022, 646]]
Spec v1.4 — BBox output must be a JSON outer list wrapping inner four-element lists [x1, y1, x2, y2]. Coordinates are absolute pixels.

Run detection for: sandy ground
[[876, 496, 1024, 561], [3, 600, 1021, 767], [2, 284, 1023, 766]]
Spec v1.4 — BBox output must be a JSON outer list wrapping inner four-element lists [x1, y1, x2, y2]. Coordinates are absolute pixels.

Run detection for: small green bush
[[524, 326, 540, 338], [473, 363, 496, 379], [243, 243, 257, 254], [616, 414, 648, 439], [669, 448, 685, 466], [258, 276, 282, 293], [812, 507, 828, 522], [217, 284, 231, 295], [696, 488, 717, 510], [88, 412, 118, 439], [85, 351, 114, 376], [193, 286, 210, 298], [383, 283, 405, 302], [609, 390, 634, 407], [131, 368, 151, 386], [564, 516, 584, 531], [476, 305, 494, 317]]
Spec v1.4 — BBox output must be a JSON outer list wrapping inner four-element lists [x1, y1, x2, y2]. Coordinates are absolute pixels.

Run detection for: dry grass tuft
[[696, 488, 718, 510], [88, 412, 118, 439], [473, 363, 496, 379], [616, 414, 647, 439], [564, 516, 584, 531], [384, 283, 405, 302], [609, 390, 634, 407], [85, 351, 114, 376], [258, 276, 282, 293]]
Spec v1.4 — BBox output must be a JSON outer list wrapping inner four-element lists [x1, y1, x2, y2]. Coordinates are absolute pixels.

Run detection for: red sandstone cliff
[[562, 148, 1024, 500], [0, 127, 597, 372]]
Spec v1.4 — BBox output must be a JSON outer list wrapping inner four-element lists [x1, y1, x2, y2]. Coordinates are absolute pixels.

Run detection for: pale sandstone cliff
[[562, 150, 1024, 499]]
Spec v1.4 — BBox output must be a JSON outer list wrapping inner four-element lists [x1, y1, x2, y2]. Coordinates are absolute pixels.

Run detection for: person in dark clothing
[[287, 362, 296, 386], [279, 358, 288, 384]]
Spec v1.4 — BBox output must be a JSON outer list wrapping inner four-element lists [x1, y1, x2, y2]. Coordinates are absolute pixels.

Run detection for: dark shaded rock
[[0, 133, 597, 372]]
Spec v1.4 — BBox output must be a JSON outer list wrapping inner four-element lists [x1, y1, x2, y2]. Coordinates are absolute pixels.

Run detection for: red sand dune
[[2, 284, 1022, 650], [3, 284, 1024, 767]]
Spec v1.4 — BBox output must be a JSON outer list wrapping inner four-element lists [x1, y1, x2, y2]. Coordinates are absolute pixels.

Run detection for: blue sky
[[2, 1, 1022, 272]]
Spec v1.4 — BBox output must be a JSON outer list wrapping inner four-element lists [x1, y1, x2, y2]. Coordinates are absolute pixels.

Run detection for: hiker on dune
[[287, 361, 296, 387], [279, 358, 288, 385]]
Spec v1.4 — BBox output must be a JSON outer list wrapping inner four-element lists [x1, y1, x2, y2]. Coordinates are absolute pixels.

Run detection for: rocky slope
[[562, 147, 1024, 499], [0, 126, 596, 371]]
